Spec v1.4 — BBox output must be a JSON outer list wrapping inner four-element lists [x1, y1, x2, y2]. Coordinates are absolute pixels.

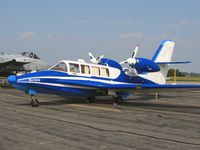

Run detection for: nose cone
[[8, 75, 17, 84]]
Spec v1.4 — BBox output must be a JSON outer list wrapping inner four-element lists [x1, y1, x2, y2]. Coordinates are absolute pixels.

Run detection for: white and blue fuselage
[[8, 59, 154, 97]]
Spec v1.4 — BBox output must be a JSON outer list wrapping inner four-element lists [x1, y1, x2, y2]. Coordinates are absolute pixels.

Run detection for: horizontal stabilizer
[[156, 61, 191, 65]]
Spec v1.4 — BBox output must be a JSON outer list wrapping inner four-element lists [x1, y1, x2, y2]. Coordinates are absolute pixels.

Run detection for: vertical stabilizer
[[139, 40, 175, 84]]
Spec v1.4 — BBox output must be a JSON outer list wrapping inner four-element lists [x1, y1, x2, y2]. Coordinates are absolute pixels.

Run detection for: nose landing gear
[[31, 96, 39, 107]]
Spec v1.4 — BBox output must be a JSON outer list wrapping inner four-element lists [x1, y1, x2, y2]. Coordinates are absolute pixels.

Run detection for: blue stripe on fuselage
[[17, 70, 156, 85]]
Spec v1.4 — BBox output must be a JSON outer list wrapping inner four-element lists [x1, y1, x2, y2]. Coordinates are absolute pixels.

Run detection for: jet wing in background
[[0, 59, 31, 67], [0, 55, 33, 69]]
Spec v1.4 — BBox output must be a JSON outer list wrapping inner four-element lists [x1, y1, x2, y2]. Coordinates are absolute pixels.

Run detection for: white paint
[[139, 41, 175, 84], [154, 41, 175, 63], [49, 60, 121, 79]]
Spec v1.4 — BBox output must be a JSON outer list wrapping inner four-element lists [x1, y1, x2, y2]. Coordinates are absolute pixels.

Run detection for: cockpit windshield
[[21, 52, 40, 59], [50, 62, 68, 72]]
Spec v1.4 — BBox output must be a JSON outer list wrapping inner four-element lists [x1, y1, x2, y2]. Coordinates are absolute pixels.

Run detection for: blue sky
[[0, 0, 200, 72]]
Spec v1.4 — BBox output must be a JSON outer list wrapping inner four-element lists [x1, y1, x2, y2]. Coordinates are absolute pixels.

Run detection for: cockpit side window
[[69, 63, 80, 73], [50, 62, 67, 72]]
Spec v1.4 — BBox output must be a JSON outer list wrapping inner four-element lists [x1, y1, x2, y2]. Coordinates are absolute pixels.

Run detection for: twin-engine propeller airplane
[[8, 40, 200, 107]]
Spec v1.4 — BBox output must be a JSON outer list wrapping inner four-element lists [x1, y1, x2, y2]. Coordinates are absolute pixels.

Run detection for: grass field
[[167, 76, 200, 82]]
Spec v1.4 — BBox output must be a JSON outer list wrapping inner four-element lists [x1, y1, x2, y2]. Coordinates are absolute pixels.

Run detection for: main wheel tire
[[114, 96, 123, 104], [31, 98, 39, 107], [86, 97, 95, 103]]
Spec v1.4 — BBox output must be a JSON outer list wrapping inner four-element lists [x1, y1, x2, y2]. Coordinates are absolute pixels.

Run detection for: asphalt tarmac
[[0, 88, 200, 150]]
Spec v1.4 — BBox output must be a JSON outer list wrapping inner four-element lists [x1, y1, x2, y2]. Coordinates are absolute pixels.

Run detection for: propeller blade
[[89, 52, 104, 64], [96, 55, 105, 61], [120, 61, 128, 65], [88, 52, 94, 59], [120, 44, 139, 65], [131, 44, 139, 58]]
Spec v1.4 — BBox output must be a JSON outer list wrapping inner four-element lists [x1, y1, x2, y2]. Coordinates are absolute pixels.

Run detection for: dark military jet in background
[[0, 52, 49, 76]]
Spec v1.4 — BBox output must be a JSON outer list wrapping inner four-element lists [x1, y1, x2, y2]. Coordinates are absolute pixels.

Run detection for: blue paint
[[100, 58, 123, 70], [7, 75, 17, 83], [28, 89, 37, 95], [130, 58, 160, 74]]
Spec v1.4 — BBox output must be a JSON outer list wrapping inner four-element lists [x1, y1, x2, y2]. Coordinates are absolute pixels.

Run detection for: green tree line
[[167, 69, 185, 77]]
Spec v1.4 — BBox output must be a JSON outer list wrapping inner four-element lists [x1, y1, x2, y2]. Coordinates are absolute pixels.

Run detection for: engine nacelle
[[130, 58, 160, 74]]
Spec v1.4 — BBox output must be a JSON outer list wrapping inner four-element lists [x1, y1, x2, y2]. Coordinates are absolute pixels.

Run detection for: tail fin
[[152, 40, 175, 63], [139, 40, 175, 84]]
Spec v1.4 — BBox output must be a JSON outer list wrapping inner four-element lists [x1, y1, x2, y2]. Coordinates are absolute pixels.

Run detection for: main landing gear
[[86, 96, 95, 103], [112, 95, 123, 105], [31, 96, 39, 107]]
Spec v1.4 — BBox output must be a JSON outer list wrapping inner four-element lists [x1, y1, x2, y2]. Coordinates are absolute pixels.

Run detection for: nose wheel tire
[[31, 96, 39, 107]]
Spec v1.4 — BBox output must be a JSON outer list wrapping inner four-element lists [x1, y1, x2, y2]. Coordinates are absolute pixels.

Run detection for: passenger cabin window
[[51, 62, 67, 72], [101, 68, 109, 77], [91, 66, 100, 76], [81, 65, 90, 74], [69, 63, 80, 73]]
